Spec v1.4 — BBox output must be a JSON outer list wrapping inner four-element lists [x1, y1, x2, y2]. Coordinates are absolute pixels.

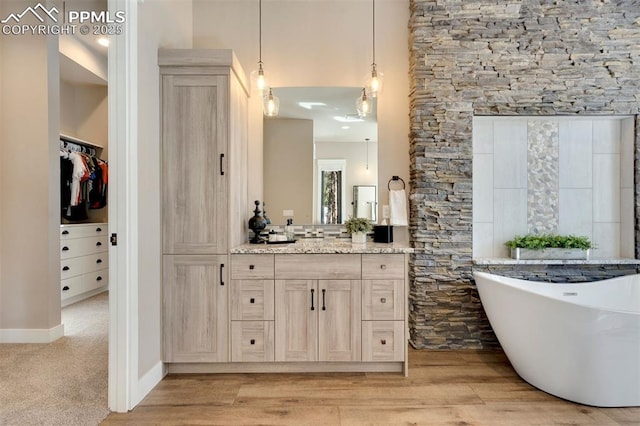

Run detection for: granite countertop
[[231, 239, 414, 254], [473, 258, 640, 265]]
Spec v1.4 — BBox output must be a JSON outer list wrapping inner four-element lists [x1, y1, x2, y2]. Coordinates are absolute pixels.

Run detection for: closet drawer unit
[[231, 255, 274, 279], [362, 321, 405, 362], [362, 254, 404, 280], [60, 223, 107, 240], [275, 254, 361, 279], [362, 280, 405, 321], [231, 279, 274, 321], [61, 268, 108, 300], [60, 235, 108, 259], [61, 253, 109, 280], [231, 321, 274, 362]]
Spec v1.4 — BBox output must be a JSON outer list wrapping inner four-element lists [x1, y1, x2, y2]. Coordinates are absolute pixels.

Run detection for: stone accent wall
[[409, 0, 640, 349], [473, 263, 640, 284]]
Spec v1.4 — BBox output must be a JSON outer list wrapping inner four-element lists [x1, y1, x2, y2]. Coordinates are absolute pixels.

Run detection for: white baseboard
[[0, 323, 65, 343], [132, 360, 166, 408]]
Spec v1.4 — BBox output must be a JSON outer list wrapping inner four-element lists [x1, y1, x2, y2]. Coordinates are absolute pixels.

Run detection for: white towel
[[389, 189, 408, 226]]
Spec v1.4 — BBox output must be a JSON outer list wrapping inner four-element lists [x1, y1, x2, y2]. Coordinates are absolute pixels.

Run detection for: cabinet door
[[163, 255, 228, 362], [318, 280, 361, 361], [275, 280, 317, 362], [162, 74, 228, 254]]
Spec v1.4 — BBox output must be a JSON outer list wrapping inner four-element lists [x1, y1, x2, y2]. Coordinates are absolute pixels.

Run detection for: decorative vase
[[351, 232, 367, 244], [248, 200, 267, 243]]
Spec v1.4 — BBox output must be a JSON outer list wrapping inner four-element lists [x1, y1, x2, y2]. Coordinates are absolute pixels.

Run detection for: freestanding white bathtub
[[473, 271, 640, 407]]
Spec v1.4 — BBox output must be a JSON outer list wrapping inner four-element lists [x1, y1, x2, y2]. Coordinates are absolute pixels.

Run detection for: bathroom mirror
[[353, 185, 377, 222], [263, 87, 378, 225]]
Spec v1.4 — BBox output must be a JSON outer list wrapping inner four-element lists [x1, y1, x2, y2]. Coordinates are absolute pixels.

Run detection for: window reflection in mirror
[[263, 87, 378, 225]]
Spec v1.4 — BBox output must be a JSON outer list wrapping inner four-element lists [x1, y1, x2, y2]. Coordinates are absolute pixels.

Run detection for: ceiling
[[271, 87, 377, 143]]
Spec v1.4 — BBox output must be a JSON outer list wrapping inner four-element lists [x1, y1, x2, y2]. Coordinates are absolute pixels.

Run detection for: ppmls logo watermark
[[2, 2, 125, 36]]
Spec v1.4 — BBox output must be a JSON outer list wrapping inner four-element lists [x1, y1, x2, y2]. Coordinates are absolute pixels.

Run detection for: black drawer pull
[[96, 227, 102, 232], [310, 288, 315, 311], [96, 276, 103, 281], [380, 264, 387, 270], [381, 298, 386, 304], [249, 264, 255, 270], [96, 259, 102, 264], [63, 286, 70, 291], [250, 339, 255, 345], [381, 339, 387, 345], [250, 298, 255, 304], [61, 230, 69, 235], [62, 266, 70, 271], [96, 242, 102, 247], [62, 246, 69, 251]]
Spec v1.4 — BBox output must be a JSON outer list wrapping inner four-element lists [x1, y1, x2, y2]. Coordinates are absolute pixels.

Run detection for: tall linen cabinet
[[159, 50, 249, 363]]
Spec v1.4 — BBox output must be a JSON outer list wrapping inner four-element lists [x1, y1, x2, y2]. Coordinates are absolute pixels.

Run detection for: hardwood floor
[[102, 349, 640, 425]]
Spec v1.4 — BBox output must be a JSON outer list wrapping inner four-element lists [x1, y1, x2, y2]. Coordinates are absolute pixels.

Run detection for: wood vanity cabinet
[[160, 49, 248, 363]]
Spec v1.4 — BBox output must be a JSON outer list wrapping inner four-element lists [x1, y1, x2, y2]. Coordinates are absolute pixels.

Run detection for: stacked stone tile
[[409, 0, 640, 349]]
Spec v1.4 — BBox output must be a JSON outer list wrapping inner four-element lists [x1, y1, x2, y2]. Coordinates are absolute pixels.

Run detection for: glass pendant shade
[[250, 62, 269, 95], [263, 88, 280, 117], [356, 89, 370, 118], [365, 63, 384, 97]]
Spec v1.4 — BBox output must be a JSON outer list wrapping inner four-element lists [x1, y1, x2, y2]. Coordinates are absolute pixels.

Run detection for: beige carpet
[[0, 292, 109, 425]]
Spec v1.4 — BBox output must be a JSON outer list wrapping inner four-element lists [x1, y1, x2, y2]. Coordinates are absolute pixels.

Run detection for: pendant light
[[264, 88, 280, 117], [250, 0, 269, 95], [364, 0, 383, 97], [356, 88, 370, 118]]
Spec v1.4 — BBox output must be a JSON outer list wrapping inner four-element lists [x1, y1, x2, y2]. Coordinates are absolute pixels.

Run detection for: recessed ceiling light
[[298, 102, 326, 110], [97, 37, 109, 47], [333, 115, 364, 123]]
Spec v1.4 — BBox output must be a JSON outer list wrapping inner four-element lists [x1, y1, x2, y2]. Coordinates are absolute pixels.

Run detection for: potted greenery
[[505, 234, 592, 260], [344, 217, 373, 243]]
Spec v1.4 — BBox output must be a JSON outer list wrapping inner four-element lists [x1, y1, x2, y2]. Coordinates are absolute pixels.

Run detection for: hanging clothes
[[60, 146, 109, 221]]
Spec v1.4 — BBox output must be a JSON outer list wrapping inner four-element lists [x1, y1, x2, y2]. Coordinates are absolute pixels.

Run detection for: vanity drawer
[[231, 321, 274, 362], [362, 280, 405, 321], [362, 321, 405, 362], [362, 254, 404, 280], [231, 280, 274, 321], [275, 254, 361, 279], [231, 255, 274, 279], [61, 268, 109, 300]]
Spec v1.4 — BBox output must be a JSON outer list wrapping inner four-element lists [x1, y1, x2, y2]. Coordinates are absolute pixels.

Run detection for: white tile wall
[[593, 223, 621, 259], [559, 120, 593, 188], [493, 120, 527, 188], [493, 189, 527, 258], [473, 222, 494, 259], [473, 118, 493, 154], [472, 154, 493, 222], [593, 154, 621, 223], [593, 119, 621, 154], [472, 116, 633, 259]]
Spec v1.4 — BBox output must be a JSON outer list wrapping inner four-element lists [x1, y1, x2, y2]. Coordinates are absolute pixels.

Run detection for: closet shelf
[[60, 133, 104, 150]]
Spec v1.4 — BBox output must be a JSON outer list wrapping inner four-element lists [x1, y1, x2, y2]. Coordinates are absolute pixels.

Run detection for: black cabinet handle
[[310, 288, 315, 311], [220, 153, 225, 176], [62, 266, 70, 271], [249, 264, 255, 270], [96, 227, 102, 232], [250, 339, 255, 345], [61, 230, 69, 235], [96, 259, 102, 264], [322, 289, 326, 311], [250, 298, 255, 304], [62, 246, 69, 251], [96, 276, 103, 281], [62, 286, 70, 291], [381, 339, 387, 345], [220, 263, 225, 286], [96, 242, 102, 247]]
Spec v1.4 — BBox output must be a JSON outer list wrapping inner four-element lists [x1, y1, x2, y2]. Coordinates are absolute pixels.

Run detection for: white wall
[[192, 0, 410, 225], [136, 0, 193, 379], [473, 116, 635, 259], [0, 1, 61, 340]]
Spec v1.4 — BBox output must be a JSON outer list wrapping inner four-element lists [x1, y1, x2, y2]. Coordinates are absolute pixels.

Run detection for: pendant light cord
[[259, 0, 262, 63], [372, 0, 376, 65]]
